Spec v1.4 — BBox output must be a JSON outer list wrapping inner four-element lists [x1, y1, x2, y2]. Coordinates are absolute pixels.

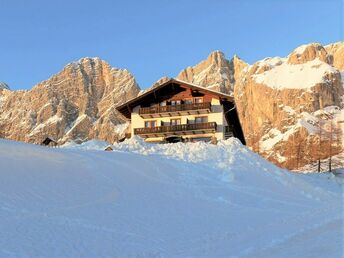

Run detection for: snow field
[[0, 138, 342, 257]]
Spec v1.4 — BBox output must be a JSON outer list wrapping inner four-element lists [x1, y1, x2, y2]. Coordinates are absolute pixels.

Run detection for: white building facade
[[117, 79, 245, 144]]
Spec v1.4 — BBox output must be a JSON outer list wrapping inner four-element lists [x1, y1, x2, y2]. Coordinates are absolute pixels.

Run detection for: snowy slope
[[0, 138, 343, 257]]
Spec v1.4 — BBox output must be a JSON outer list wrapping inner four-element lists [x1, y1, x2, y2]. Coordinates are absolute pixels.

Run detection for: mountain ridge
[[0, 41, 343, 170]]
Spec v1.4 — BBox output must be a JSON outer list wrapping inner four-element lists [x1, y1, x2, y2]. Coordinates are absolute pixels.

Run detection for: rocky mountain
[[1, 42, 343, 170], [177, 42, 344, 170], [0, 58, 139, 144], [177, 51, 235, 95], [235, 43, 343, 169]]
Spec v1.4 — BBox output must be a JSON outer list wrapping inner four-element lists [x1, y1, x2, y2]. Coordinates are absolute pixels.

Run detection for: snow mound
[[62, 139, 110, 150], [114, 136, 273, 172], [113, 136, 341, 198]]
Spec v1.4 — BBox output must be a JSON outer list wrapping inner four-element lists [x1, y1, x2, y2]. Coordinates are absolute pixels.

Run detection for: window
[[195, 116, 208, 124], [184, 99, 193, 104], [160, 101, 167, 106], [191, 137, 212, 142], [145, 120, 156, 128], [170, 119, 181, 126], [194, 97, 203, 103], [171, 100, 181, 106]]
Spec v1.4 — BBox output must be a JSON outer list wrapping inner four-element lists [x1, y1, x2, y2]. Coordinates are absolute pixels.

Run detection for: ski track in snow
[[0, 138, 343, 257]]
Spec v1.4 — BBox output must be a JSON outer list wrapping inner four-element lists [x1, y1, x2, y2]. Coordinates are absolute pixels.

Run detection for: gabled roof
[[116, 78, 234, 118]]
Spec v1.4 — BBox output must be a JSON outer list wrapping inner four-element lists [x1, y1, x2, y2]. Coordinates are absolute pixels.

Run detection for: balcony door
[[170, 118, 181, 126], [195, 116, 208, 124], [145, 120, 156, 128]]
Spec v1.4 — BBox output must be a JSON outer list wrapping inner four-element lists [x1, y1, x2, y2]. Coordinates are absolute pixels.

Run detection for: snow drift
[[0, 138, 343, 257]]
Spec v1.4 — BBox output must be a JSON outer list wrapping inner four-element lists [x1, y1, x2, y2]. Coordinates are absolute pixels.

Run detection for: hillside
[[0, 138, 342, 257]]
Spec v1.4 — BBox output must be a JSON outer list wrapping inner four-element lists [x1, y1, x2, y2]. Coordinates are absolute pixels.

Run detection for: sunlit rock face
[[325, 42, 344, 71], [0, 58, 140, 144], [177, 51, 236, 95], [175, 43, 344, 170]]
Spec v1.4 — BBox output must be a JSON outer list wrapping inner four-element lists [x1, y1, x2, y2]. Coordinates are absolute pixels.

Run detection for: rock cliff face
[[175, 42, 344, 170], [177, 51, 235, 95], [234, 43, 343, 169], [325, 42, 344, 70], [0, 58, 139, 144]]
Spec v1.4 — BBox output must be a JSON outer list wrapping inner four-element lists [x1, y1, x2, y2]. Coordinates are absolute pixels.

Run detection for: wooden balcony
[[134, 122, 217, 138], [224, 125, 234, 139], [139, 102, 211, 118]]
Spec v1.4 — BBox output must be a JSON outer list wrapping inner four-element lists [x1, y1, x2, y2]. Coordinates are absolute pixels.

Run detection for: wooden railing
[[139, 102, 211, 115], [224, 125, 234, 139], [134, 122, 217, 135]]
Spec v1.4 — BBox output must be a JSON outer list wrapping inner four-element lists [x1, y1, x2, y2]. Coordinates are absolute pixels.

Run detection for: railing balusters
[[139, 102, 211, 115], [134, 122, 217, 135]]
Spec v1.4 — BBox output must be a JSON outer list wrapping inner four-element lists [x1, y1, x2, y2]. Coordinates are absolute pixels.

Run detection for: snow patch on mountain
[[113, 122, 129, 135], [29, 115, 63, 136], [65, 114, 89, 135], [261, 127, 296, 152], [253, 58, 337, 89]]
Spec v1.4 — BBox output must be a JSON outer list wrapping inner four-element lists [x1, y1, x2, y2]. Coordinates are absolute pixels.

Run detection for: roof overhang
[[116, 78, 234, 119]]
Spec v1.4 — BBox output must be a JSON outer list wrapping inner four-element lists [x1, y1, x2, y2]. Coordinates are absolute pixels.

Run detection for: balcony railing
[[224, 125, 234, 139], [134, 122, 217, 136], [139, 102, 211, 116]]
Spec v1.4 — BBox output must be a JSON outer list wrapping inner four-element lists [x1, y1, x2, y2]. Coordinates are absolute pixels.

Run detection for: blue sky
[[1, 0, 343, 90]]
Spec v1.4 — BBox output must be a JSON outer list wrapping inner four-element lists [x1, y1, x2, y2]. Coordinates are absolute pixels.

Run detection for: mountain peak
[[176, 50, 240, 95], [287, 42, 331, 65], [66, 57, 105, 69], [207, 50, 227, 65]]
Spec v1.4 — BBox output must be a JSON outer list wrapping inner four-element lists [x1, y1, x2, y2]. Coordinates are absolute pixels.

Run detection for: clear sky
[[1, 0, 343, 90]]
